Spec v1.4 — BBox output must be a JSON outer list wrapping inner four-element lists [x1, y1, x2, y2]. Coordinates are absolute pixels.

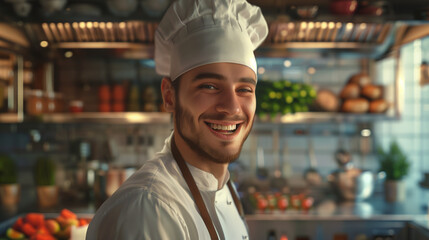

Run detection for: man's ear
[[161, 77, 175, 112]]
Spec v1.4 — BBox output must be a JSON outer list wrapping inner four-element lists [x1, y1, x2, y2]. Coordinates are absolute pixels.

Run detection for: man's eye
[[238, 88, 253, 93], [199, 84, 217, 90]]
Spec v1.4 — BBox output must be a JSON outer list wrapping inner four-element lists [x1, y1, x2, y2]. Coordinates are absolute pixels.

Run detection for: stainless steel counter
[[245, 190, 429, 240]]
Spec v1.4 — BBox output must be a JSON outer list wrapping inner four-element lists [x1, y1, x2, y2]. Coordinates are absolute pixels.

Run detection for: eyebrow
[[193, 72, 256, 85]]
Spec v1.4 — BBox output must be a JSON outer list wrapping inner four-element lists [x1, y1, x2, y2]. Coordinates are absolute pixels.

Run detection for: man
[[86, 0, 267, 239]]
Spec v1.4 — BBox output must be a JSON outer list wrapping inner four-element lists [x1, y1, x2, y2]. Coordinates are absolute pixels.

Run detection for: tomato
[[277, 195, 289, 211], [257, 196, 268, 212], [302, 197, 314, 211]]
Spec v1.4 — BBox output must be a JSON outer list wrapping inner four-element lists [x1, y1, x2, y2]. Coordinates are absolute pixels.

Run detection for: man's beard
[[174, 99, 253, 164]]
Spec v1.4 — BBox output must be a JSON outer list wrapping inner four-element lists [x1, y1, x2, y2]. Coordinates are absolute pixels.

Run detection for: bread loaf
[[340, 83, 360, 99], [348, 73, 371, 87], [369, 99, 388, 113], [362, 84, 382, 100], [315, 89, 339, 112], [341, 98, 370, 113]]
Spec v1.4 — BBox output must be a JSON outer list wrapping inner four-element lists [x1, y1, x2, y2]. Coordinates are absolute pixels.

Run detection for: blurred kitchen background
[[1, 0, 429, 239]]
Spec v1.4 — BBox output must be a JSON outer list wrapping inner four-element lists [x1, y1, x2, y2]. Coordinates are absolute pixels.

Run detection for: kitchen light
[[307, 67, 316, 75], [258, 67, 265, 74], [361, 129, 371, 137], [64, 51, 73, 58], [283, 60, 291, 67], [40, 41, 48, 47]]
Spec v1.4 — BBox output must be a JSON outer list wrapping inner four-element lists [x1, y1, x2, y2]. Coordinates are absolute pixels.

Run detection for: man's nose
[[215, 89, 241, 115]]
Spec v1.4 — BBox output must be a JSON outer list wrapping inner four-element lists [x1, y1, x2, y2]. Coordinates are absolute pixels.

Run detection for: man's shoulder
[[117, 153, 183, 198], [92, 154, 186, 217]]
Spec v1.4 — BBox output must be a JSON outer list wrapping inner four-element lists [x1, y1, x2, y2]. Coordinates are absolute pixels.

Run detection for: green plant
[[0, 154, 18, 184], [256, 80, 317, 119], [34, 157, 56, 186], [377, 141, 410, 181]]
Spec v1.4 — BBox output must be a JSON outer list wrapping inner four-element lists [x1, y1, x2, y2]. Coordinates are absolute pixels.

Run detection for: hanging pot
[[37, 185, 58, 208], [0, 184, 20, 210]]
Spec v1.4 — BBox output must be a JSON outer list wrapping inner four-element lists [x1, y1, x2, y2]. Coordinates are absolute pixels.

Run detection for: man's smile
[[204, 121, 243, 135]]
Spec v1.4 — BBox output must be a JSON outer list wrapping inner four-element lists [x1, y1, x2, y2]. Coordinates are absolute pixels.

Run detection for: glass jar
[[43, 92, 56, 113], [26, 90, 44, 115], [98, 84, 111, 102], [69, 100, 83, 113], [112, 84, 124, 102], [54, 93, 64, 113]]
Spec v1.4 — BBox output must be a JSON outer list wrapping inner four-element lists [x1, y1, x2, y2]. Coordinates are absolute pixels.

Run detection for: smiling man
[[86, 0, 268, 239]]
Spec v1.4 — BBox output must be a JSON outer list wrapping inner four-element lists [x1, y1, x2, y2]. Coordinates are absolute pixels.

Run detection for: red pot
[[330, 0, 357, 15]]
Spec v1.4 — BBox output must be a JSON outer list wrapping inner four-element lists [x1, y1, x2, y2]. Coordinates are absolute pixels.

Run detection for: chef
[[86, 0, 268, 239]]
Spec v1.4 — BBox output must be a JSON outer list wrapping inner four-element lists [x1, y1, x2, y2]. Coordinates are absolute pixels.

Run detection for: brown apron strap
[[227, 181, 245, 219], [171, 138, 219, 240]]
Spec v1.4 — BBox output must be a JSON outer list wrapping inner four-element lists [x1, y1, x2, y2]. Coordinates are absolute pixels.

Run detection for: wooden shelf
[[0, 111, 398, 124]]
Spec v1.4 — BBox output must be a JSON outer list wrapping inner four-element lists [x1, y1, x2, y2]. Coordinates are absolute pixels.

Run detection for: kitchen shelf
[[256, 112, 398, 124], [24, 112, 172, 124], [0, 113, 22, 123], [0, 111, 398, 124]]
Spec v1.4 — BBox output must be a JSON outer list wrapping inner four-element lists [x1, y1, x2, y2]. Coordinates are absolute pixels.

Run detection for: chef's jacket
[[86, 133, 248, 240]]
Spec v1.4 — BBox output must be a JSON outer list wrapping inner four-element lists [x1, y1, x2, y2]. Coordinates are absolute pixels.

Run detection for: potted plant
[[34, 156, 58, 208], [0, 154, 20, 210], [377, 140, 410, 202]]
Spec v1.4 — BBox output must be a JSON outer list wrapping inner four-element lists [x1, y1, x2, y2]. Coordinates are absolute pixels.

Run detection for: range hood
[[20, 18, 399, 59], [2, 0, 429, 59], [25, 21, 157, 49]]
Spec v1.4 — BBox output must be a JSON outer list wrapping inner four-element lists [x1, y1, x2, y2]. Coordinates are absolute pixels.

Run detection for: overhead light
[[64, 51, 73, 58], [283, 60, 291, 67], [361, 129, 371, 137], [258, 67, 265, 74], [40, 41, 48, 48]]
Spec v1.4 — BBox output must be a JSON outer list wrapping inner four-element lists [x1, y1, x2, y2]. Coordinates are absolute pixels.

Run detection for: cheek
[[179, 93, 210, 117], [244, 98, 256, 115], [189, 93, 215, 110]]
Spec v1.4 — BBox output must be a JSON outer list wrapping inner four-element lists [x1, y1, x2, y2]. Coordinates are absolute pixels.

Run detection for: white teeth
[[210, 123, 237, 131]]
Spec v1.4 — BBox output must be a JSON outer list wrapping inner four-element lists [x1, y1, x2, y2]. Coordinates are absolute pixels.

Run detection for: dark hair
[[172, 76, 181, 94]]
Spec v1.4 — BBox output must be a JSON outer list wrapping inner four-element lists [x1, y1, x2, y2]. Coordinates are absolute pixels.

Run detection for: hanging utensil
[[304, 129, 322, 186], [334, 124, 352, 170]]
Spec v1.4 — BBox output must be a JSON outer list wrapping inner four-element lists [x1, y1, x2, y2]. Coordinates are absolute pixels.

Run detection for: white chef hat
[[154, 0, 268, 81]]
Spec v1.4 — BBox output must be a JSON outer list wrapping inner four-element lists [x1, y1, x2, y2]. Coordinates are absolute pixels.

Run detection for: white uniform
[[86, 134, 248, 240]]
